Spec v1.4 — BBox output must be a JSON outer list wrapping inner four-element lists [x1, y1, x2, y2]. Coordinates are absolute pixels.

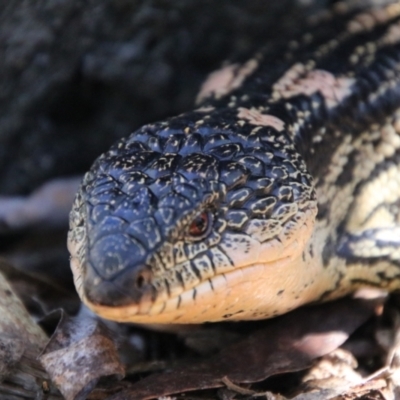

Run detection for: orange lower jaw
[[81, 252, 333, 324]]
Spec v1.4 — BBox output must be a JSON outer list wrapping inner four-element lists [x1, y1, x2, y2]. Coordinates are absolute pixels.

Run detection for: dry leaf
[[0, 263, 61, 399], [39, 311, 125, 400], [110, 296, 383, 400]]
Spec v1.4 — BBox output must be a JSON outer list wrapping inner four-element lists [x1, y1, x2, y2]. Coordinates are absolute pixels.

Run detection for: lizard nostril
[[134, 269, 152, 290], [83, 264, 155, 307], [136, 275, 145, 289]]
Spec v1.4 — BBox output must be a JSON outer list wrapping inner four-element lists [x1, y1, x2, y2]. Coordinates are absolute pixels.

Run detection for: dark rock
[[0, 0, 316, 195]]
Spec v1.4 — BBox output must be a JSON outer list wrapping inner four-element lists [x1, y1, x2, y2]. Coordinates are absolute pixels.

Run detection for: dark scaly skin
[[69, 3, 400, 323]]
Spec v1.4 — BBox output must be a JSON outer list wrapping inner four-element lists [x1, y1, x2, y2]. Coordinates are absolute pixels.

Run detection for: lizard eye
[[188, 211, 211, 238]]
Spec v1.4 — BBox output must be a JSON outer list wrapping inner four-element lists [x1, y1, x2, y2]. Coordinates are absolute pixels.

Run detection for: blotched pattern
[[69, 3, 400, 323]]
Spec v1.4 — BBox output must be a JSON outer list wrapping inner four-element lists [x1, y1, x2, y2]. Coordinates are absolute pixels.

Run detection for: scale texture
[[69, 2, 400, 323]]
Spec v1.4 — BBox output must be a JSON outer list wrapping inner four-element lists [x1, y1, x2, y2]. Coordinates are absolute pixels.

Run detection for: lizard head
[[68, 114, 318, 323]]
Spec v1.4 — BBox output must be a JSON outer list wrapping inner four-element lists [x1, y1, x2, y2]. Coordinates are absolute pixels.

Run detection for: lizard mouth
[[70, 249, 324, 324]]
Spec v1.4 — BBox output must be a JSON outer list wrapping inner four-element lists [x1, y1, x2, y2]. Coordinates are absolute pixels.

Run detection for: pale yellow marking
[[195, 106, 215, 113], [237, 107, 285, 131], [379, 20, 400, 46], [273, 68, 355, 108], [347, 5, 400, 34], [68, 229, 86, 298], [272, 63, 308, 99], [340, 119, 400, 234], [347, 163, 400, 232], [196, 59, 259, 104], [196, 64, 238, 104], [307, 111, 400, 305], [245, 218, 282, 242], [317, 116, 400, 224]]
